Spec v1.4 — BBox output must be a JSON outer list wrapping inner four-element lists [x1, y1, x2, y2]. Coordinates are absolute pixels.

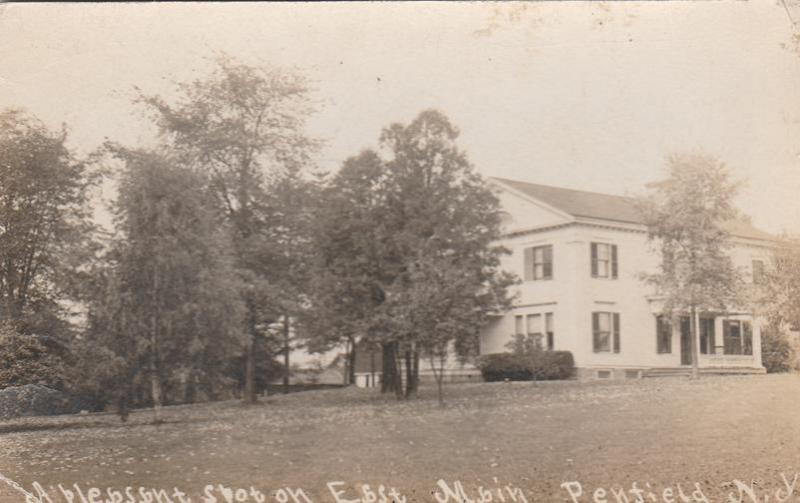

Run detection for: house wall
[[480, 210, 769, 375]]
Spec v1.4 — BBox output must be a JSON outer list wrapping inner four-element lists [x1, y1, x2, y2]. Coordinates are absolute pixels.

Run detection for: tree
[[638, 153, 745, 379], [304, 110, 515, 402], [138, 55, 318, 403], [754, 237, 800, 372], [377, 110, 515, 401], [0, 109, 97, 334], [92, 147, 246, 419], [300, 151, 393, 387]]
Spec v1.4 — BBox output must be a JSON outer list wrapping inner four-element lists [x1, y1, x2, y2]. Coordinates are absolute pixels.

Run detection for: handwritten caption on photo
[[3, 472, 800, 503]]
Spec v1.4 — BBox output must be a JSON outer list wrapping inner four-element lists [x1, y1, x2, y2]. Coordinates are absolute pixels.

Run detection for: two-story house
[[480, 177, 773, 379], [353, 176, 773, 387]]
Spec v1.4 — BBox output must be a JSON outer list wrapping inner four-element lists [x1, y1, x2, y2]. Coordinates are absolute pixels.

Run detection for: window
[[592, 312, 620, 353], [699, 317, 716, 355], [591, 243, 618, 279], [752, 260, 765, 285], [524, 245, 553, 281], [723, 320, 753, 356], [526, 313, 543, 348], [656, 315, 672, 354], [545, 312, 554, 350], [596, 370, 612, 379], [514, 315, 524, 336]]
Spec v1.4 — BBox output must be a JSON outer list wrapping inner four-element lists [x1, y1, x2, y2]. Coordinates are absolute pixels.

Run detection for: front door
[[680, 316, 692, 365]]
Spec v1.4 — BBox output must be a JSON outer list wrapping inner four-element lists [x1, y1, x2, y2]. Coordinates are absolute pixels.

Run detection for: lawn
[[2, 374, 800, 502]]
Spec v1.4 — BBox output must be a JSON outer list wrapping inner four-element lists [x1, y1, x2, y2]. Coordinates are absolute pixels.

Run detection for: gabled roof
[[491, 177, 775, 242]]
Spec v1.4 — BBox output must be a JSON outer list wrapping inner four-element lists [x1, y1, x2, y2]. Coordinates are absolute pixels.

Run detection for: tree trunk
[[243, 335, 257, 403], [381, 342, 396, 393], [184, 368, 196, 404], [150, 368, 163, 422], [151, 266, 163, 421], [404, 349, 413, 399], [412, 348, 419, 395], [690, 306, 700, 380], [348, 336, 357, 386], [117, 379, 131, 422], [369, 349, 376, 388], [283, 315, 290, 394], [394, 342, 404, 399]]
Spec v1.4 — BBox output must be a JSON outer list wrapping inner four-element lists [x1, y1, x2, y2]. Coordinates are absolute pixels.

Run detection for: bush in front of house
[[529, 350, 575, 380], [478, 353, 534, 381], [478, 348, 575, 382], [761, 328, 795, 373]]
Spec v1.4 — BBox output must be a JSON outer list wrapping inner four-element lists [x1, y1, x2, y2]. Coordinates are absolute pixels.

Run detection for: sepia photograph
[[1, 1, 800, 501]]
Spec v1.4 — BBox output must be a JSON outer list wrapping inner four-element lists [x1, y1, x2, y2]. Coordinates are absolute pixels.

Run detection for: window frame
[[699, 317, 716, 355], [523, 245, 553, 281], [722, 320, 753, 356], [526, 313, 543, 348], [656, 315, 672, 354], [752, 259, 765, 285], [593, 311, 620, 353], [591, 242, 618, 279]]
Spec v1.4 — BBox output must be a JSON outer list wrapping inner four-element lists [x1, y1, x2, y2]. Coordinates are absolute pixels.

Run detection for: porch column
[[714, 317, 725, 356], [753, 317, 763, 368]]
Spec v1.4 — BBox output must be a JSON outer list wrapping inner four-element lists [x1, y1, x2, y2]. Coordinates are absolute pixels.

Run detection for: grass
[[1, 374, 800, 502]]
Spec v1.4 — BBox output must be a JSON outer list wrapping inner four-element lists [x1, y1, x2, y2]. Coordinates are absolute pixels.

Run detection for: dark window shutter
[[656, 316, 663, 353], [592, 312, 600, 352], [523, 247, 533, 281], [611, 245, 618, 279], [544, 245, 553, 279], [590, 243, 598, 277], [613, 313, 621, 353]]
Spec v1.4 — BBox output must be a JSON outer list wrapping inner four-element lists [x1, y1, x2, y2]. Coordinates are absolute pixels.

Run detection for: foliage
[[481, 337, 575, 381], [89, 147, 246, 414], [478, 353, 533, 382], [760, 327, 795, 374], [637, 153, 745, 377], [0, 323, 66, 390], [303, 110, 515, 403], [62, 337, 128, 411], [757, 237, 800, 329], [0, 384, 77, 420], [0, 108, 98, 333], [138, 55, 319, 403]]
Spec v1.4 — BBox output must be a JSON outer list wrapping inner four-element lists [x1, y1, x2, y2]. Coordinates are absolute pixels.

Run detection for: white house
[[477, 177, 773, 379], [354, 176, 774, 387]]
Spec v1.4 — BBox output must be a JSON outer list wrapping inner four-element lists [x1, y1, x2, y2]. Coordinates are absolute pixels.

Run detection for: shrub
[[0, 324, 66, 390], [0, 384, 77, 420], [761, 329, 794, 373], [529, 350, 575, 380], [478, 353, 533, 381], [478, 349, 575, 381]]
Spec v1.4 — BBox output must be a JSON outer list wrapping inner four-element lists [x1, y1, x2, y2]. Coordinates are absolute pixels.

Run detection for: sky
[[1, 1, 800, 234]]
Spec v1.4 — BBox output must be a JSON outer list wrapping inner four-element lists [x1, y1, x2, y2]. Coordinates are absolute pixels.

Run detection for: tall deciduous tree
[[0, 109, 97, 334], [638, 153, 745, 379], [305, 110, 515, 402], [378, 110, 515, 401], [93, 147, 246, 419], [138, 56, 318, 403], [300, 151, 394, 386]]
